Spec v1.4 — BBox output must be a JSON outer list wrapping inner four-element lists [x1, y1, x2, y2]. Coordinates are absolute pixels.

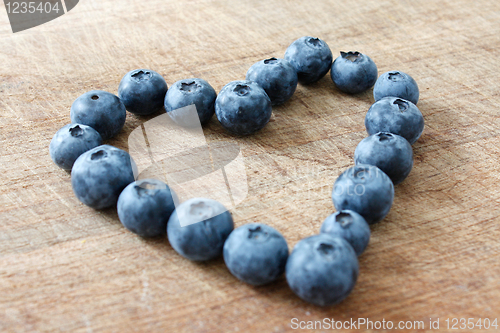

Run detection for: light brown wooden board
[[1, 0, 500, 332]]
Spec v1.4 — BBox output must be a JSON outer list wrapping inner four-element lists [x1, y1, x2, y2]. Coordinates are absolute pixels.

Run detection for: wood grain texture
[[1, 0, 500, 332]]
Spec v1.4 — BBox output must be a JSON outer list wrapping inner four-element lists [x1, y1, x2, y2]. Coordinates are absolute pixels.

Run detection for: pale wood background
[[1, 0, 500, 332]]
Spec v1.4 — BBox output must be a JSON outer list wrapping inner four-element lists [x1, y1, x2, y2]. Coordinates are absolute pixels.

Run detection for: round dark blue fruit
[[70, 90, 126, 140], [118, 69, 168, 116], [320, 210, 371, 256], [167, 198, 234, 261], [331, 164, 394, 224], [215, 80, 272, 136], [246, 57, 298, 105], [117, 179, 177, 237], [330, 51, 378, 94], [165, 78, 217, 126], [373, 70, 419, 104], [286, 234, 359, 306], [71, 145, 136, 209], [365, 96, 424, 145], [354, 132, 414, 185], [284, 36, 333, 84], [223, 223, 289, 286], [49, 123, 102, 170]]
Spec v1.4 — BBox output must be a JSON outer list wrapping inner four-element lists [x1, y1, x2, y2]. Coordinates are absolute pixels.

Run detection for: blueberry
[[117, 179, 177, 237], [330, 51, 378, 94], [320, 210, 370, 256], [49, 124, 102, 170], [215, 80, 272, 136], [373, 71, 419, 104], [167, 198, 234, 261], [70, 90, 126, 140], [223, 223, 289, 286], [71, 145, 136, 209], [286, 234, 359, 306], [245, 57, 298, 105], [354, 132, 413, 185], [284, 36, 333, 84], [331, 164, 394, 224], [164, 78, 217, 126], [365, 96, 424, 145], [118, 69, 168, 116]]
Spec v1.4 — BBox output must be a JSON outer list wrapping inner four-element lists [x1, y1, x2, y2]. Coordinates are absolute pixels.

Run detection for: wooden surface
[[2, 0, 500, 332]]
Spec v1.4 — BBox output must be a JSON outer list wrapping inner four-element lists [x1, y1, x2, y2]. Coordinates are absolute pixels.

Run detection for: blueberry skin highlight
[[320, 210, 370, 256], [365, 96, 424, 145], [286, 234, 359, 306], [223, 223, 289, 286], [70, 90, 126, 140], [354, 132, 413, 185], [167, 198, 234, 261], [332, 164, 394, 225], [373, 71, 419, 104], [71, 145, 136, 209], [215, 80, 272, 136], [49, 123, 102, 170], [118, 69, 168, 116], [164, 78, 217, 126], [117, 179, 177, 238], [284, 36, 333, 84], [246, 57, 298, 105], [330, 51, 378, 94]]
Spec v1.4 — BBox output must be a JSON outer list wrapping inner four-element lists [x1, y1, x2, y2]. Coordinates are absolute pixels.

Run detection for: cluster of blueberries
[[49, 36, 424, 307]]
